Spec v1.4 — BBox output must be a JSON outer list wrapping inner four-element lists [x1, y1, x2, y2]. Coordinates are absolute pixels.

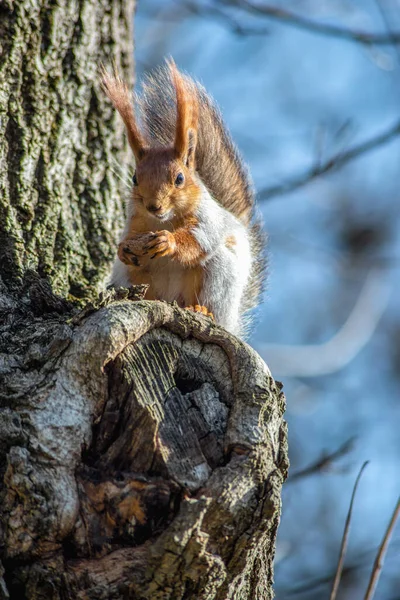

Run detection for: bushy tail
[[137, 64, 267, 320]]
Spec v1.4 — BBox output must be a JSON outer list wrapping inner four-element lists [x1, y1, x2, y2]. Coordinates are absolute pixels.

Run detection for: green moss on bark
[[0, 0, 136, 300]]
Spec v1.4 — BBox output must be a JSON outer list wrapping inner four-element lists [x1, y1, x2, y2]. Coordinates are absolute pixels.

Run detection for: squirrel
[[101, 60, 266, 337]]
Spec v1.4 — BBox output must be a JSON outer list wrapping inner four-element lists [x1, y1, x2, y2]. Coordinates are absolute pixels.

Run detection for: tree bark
[[0, 2, 288, 599], [0, 0, 134, 297]]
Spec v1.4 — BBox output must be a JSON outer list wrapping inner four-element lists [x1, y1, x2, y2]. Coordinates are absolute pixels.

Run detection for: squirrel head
[[101, 60, 200, 222]]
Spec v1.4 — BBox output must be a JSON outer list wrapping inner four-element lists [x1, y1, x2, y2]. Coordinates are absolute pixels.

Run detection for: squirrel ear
[[186, 128, 197, 169], [100, 65, 147, 161], [167, 59, 198, 168]]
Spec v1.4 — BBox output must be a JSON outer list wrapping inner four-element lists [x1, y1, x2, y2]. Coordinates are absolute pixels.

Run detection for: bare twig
[[258, 119, 400, 202], [374, 0, 400, 63], [329, 461, 369, 600], [280, 540, 400, 597], [288, 438, 355, 483], [222, 0, 400, 45], [172, 0, 400, 44], [179, 0, 271, 36], [144, 0, 269, 36], [363, 497, 400, 600]]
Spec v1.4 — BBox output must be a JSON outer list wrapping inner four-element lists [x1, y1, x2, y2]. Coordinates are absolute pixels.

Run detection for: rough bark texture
[[0, 0, 134, 298], [0, 2, 288, 599], [1, 294, 288, 599]]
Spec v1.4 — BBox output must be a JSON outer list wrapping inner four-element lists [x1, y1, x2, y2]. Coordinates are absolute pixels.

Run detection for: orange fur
[[131, 147, 202, 220], [105, 60, 266, 331], [168, 59, 198, 167], [173, 222, 205, 267], [185, 305, 214, 320], [225, 235, 237, 249], [100, 66, 147, 160], [118, 217, 205, 303], [175, 267, 203, 308], [105, 62, 211, 312], [121, 215, 204, 266]]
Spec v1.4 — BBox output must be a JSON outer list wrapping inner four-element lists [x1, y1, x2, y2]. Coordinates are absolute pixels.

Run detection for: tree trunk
[[0, 2, 288, 599]]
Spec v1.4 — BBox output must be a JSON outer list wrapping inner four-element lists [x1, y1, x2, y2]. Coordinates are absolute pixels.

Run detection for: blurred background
[[134, 1, 399, 598]]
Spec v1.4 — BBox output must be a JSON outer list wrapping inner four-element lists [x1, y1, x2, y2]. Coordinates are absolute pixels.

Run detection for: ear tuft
[[186, 128, 197, 168], [167, 58, 198, 167], [100, 64, 147, 161]]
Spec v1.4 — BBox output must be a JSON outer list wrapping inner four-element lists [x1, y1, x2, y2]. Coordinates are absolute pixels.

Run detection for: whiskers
[[110, 156, 134, 189], [164, 216, 174, 228]]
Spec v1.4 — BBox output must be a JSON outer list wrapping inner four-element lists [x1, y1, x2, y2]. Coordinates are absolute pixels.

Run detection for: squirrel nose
[[148, 204, 162, 213]]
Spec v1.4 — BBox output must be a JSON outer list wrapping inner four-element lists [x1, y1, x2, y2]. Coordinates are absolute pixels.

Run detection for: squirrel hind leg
[[185, 305, 215, 321]]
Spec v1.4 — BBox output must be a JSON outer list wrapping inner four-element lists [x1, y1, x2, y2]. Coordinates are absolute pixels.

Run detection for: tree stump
[[0, 293, 288, 599]]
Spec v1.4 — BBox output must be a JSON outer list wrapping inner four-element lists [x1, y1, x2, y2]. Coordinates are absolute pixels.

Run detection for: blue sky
[[135, 2, 400, 597]]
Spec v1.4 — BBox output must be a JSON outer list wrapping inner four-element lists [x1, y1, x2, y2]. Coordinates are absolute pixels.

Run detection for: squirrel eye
[[175, 172, 184, 187], [132, 172, 138, 186]]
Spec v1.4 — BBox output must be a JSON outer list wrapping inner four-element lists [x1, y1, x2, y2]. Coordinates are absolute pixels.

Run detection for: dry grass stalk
[[329, 461, 369, 600], [363, 497, 400, 600]]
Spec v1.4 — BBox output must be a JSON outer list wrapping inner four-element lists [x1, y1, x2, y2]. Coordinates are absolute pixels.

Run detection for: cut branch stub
[[1, 298, 288, 600], [91, 328, 231, 487]]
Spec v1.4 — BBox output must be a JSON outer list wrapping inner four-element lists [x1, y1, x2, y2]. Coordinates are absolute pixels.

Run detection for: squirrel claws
[[145, 230, 176, 259], [118, 231, 176, 265], [118, 232, 159, 265], [143, 240, 164, 251], [185, 305, 215, 321], [118, 244, 141, 267], [150, 250, 168, 259], [121, 251, 141, 267]]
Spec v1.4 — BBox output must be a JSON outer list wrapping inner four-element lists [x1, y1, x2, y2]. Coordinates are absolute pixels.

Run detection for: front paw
[[118, 233, 156, 266], [118, 241, 144, 267], [118, 245, 140, 266], [144, 230, 176, 259]]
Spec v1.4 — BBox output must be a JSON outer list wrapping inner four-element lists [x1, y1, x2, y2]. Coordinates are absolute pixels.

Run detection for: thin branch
[[144, 0, 269, 36], [288, 438, 355, 483], [374, 0, 400, 63], [373, 0, 400, 90], [179, 0, 271, 36], [363, 497, 400, 600], [329, 461, 369, 600], [280, 540, 400, 597], [258, 119, 400, 202], [223, 0, 400, 45]]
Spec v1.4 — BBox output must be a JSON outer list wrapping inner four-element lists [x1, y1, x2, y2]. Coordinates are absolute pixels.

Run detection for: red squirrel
[[102, 60, 266, 337]]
